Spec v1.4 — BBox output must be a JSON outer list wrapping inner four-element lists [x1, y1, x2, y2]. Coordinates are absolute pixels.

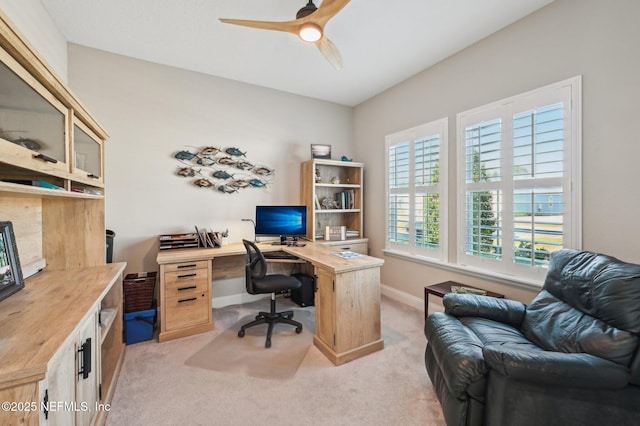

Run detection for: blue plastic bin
[[124, 308, 156, 344]]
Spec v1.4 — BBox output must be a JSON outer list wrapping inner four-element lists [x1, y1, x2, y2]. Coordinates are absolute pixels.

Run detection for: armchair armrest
[[425, 313, 488, 397], [483, 345, 630, 389], [444, 293, 526, 328]]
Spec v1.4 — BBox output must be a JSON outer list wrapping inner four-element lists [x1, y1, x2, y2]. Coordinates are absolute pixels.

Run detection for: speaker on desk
[[290, 273, 315, 307]]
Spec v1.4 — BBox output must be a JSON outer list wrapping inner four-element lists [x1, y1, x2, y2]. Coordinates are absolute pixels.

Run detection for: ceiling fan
[[219, 0, 351, 70]]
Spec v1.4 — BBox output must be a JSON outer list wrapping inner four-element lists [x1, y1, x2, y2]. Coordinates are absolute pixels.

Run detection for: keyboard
[[263, 251, 299, 260]]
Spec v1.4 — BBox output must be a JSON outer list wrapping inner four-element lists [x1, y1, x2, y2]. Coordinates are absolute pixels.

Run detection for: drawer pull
[[177, 264, 197, 269], [178, 285, 197, 291], [178, 297, 197, 303], [33, 153, 58, 163], [178, 273, 197, 279]]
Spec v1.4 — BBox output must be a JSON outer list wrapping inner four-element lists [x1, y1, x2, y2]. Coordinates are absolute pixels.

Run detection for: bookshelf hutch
[[301, 159, 368, 254], [0, 10, 124, 425]]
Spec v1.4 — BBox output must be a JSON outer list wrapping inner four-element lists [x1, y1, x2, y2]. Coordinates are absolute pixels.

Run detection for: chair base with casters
[[237, 293, 303, 348]]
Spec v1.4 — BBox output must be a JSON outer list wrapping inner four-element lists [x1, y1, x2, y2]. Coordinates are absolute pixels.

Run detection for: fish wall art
[[172, 146, 274, 194]]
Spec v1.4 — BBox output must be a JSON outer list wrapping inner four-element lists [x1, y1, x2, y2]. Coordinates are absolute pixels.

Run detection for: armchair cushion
[[483, 345, 630, 388], [522, 250, 640, 369], [522, 290, 638, 366]]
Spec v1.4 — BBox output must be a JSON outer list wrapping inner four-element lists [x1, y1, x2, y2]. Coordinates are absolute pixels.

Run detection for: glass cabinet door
[[0, 50, 68, 169], [73, 119, 103, 182]]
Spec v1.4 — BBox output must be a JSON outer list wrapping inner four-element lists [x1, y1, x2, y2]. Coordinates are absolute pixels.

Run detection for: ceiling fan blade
[[313, 0, 351, 27], [316, 37, 343, 70], [218, 18, 298, 35]]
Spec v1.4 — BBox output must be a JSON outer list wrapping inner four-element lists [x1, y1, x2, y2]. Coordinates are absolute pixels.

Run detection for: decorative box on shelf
[[325, 225, 347, 241]]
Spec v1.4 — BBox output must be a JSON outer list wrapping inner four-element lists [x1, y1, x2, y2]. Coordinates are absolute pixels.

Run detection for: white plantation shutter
[[386, 119, 448, 260], [457, 76, 581, 281]]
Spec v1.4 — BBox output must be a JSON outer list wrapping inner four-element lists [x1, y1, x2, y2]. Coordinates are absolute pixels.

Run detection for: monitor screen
[[254, 205, 307, 237]]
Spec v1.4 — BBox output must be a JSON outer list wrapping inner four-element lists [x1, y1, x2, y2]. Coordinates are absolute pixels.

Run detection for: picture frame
[[0, 221, 24, 302], [311, 144, 332, 159]]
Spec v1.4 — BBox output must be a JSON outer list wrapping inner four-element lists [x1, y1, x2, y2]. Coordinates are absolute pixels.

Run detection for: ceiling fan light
[[299, 23, 322, 42]]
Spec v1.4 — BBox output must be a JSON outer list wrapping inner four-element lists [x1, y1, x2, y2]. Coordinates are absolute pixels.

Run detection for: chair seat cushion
[[460, 317, 543, 352], [253, 274, 302, 294]]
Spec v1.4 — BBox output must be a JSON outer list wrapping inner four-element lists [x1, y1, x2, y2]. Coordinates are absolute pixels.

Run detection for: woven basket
[[123, 272, 157, 313]]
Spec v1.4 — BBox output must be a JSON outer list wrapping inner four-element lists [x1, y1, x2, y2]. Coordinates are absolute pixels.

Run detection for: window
[[385, 118, 448, 261], [457, 76, 581, 282]]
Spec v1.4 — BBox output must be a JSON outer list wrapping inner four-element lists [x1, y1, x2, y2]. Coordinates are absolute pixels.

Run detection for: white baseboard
[[380, 284, 423, 311]]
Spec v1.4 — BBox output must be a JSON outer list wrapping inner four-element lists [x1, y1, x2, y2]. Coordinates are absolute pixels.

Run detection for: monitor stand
[[271, 235, 289, 245], [271, 236, 305, 246]]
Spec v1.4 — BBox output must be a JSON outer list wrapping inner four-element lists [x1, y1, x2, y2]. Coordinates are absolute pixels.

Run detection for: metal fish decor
[[173, 146, 274, 194]]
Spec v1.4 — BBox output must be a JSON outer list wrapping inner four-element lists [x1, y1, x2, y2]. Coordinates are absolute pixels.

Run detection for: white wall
[[0, 0, 67, 81], [353, 0, 640, 305], [67, 45, 353, 298]]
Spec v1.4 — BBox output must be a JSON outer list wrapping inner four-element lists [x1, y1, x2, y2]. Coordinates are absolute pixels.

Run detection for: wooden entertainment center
[[0, 10, 124, 425]]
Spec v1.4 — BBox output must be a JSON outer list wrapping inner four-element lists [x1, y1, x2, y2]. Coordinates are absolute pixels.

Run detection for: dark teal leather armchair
[[424, 249, 640, 426]]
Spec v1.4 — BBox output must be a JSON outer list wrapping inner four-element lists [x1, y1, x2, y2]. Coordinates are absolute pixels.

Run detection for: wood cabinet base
[[314, 336, 384, 366], [158, 322, 214, 343]]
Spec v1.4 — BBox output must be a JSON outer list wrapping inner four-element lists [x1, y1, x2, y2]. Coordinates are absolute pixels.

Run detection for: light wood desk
[[156, 241, 384, 365]]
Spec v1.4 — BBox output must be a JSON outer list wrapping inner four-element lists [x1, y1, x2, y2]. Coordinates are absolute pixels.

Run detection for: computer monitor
[[254, 205, 307, 245]]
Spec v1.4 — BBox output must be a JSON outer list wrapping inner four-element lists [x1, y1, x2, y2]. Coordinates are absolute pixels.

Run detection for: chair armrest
[[425, 313, 488, 397], [444, 294, 526, 328], [483, 345, 630, 389]]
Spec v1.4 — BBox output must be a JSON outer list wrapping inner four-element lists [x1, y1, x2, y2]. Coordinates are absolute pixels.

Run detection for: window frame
[[456, 76, 582, 283], [385, 118, 448, 261]]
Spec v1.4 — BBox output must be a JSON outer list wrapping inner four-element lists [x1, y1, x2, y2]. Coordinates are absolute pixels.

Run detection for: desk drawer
[[165, 272, 208, 298], [164, 260, 209, 273], [165, 267, 208, 286], [165, 292, 210, 331], [329, 242, 368, 255]]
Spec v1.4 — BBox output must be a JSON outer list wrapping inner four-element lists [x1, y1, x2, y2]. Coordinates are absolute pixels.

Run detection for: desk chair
[[238, 239, 303, 348]]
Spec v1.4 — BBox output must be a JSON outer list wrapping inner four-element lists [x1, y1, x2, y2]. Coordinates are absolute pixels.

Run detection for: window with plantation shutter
[[457, 76, 581, 282], [385, 118, 448, 260]]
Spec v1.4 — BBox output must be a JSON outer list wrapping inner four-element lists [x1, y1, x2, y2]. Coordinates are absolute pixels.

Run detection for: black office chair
[[238, 239, 303, 348]]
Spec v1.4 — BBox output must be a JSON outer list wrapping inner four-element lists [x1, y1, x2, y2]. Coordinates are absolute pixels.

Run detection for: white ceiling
[[40, 0, 554, 107]]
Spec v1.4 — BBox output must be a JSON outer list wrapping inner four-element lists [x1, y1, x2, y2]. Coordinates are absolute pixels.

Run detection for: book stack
[[346, 229, 359, 239], [335, 189, 356, 209], [194, 226, 222, 248]]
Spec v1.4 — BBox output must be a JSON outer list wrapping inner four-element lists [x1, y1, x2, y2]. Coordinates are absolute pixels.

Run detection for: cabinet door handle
[[78, 337, 92, 379], [178, 297, 197, 303], [177, 273, 197, 279], [33, 153, 58, 163], [177, 285, 197, 291], [177, 264, 197, 269], [87, 173, 99, 179]]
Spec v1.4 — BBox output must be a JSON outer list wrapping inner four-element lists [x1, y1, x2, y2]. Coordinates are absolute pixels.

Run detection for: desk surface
[[157, 241, 383, 273]]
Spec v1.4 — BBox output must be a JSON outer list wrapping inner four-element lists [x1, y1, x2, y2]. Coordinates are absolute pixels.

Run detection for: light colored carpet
[[105, 296, 445, 426], [185, 307, 315, 380]]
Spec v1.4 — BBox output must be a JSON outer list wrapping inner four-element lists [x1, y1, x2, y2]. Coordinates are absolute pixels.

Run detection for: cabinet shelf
[[315, 183, 361, 189], [316, 209, 361, 214], [0, 180, 104, 199], [99, 307, 118, 344]]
